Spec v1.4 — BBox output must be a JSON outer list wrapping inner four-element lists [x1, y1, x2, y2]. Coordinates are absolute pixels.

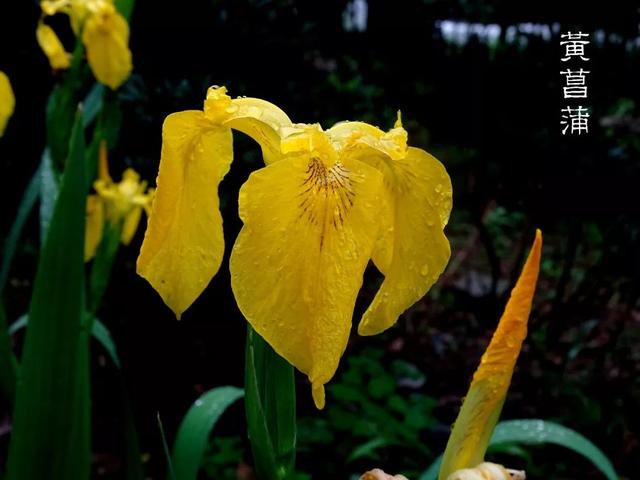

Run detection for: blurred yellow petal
[[121, 206, 142, 245], [137, 111, 232, 318], [36, 22, 71, 70], [0, 71, 15, 137], [41, 0, 71, 16], [230, 147, 384, 409], [68, 0, 91, 33], [204, 86, 293, 164], [85, 195, 105, 261], [82, 5, 132, 89], [98, 139, 112, 183], [358, 147, 452, 335], [438, 231, 542, 480]]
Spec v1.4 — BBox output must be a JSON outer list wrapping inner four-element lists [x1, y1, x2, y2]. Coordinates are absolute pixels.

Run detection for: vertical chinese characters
[[560, 31, 591, 135]]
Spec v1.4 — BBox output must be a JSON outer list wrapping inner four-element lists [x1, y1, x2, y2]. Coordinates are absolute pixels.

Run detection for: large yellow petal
[[82, 6, 132, 89], [137, 111, 232, 318], [204, 86, 293, 165], [85, 195, 105, 262], [357, 146, 452, 336], [36, 22, 71, 70], [230, 153, 384, 409], [438, 231, 542, 480], [0, 71, 15, 137]]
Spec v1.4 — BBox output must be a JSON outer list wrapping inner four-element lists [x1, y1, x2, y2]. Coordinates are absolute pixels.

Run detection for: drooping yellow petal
[[230, 146, 385, 409], [358, 147, 452, 335], [85, 195, 105, 261], [438, 230, 542, 480], [137, 111, 232, 318], [328, 118, 452, 336], [0, 71, 15, 137], [36, 22, 71, 70], [82, 5, 132, 89], [121, 205, 142, 245], [204, 86, 293, 165]]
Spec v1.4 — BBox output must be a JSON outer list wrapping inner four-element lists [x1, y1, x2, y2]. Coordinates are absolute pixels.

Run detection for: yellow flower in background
[[85, 142, 154, 261], [137, 86, 452, 409], [36, 22, 71, 69], [438, 230, 542, 480], [37, 0, 132, 89], [0, 71, 15, 137]]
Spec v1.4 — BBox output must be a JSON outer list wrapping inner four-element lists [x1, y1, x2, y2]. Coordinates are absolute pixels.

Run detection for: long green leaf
[[45, 43, 87, 168], [122, 382, 145, 480], [0, 304, 17, 406], [6, 113, 90, 480], [39, 149, 59, 244], [81, 83, 105, 128], [9, 314, 120, 369], [91, 317, 121, 368], [245, 327, 297, 480], [115, 0, 136, 20], [419, 419, 618, 480], [490, 419, 618, 480], [0, 165, 40, 294], [88, 222, 122, 315], [171, 386, 244, 480]]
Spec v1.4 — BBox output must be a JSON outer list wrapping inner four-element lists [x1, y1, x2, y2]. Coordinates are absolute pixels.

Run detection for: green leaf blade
[[491, 419, 618, 480], [171, 386, 244, 480], [245, 327, 297, 480], [6, 113, 90, 480], [0, 165, 40, 294], [420, 419, 618, 480]]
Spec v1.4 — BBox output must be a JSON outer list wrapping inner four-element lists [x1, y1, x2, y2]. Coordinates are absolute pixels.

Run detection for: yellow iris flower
[[37, 0, 132, 89], [137, 86, 452, 408], [85, 142, 154, 261], [0, 71, 15, 137], [439, 230, 542, 480]]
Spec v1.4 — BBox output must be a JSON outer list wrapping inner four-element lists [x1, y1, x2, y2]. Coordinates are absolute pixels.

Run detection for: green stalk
[[245, 326, 297, 479]]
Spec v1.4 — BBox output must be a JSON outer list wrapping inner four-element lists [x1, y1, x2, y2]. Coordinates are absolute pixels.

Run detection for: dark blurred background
[[1, 1, 639, 478]]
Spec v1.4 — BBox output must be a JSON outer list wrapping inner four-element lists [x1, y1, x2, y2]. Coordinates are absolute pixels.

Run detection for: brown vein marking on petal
[[298, 157, 355, 249]]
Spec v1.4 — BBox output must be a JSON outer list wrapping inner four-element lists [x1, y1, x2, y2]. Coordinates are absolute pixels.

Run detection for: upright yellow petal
[[204, 86, 293, 165], [36, 22, 71, 70], [230, 150, 384, 409], [85, 195, 105, 261], [358, 147, 452, 335], [137, 111, 232, 318], [438, 231, 542, 480], [0, 71, 15, 137], [82, 5, 132, 89]]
